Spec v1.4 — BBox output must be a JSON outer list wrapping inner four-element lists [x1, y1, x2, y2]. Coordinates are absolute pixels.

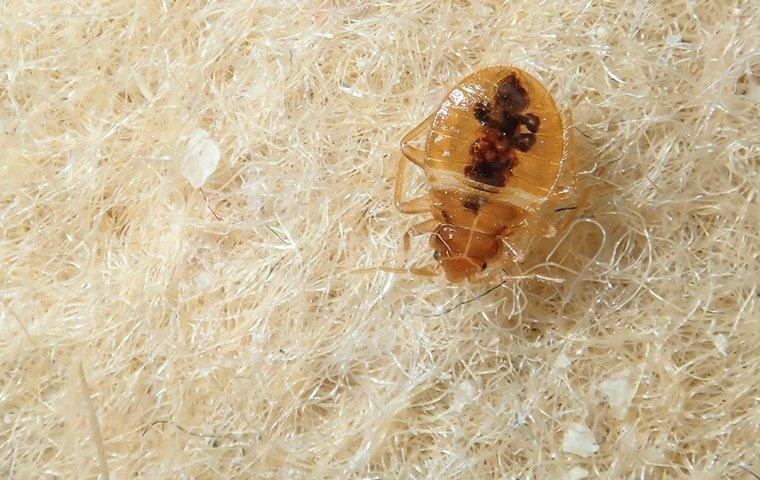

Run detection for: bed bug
[[391, 66, 578, 282]]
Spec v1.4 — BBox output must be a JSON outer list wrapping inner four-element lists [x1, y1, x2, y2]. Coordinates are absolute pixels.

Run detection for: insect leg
[[409, 267, 438, 277], [380, 218, 440, 276], [380, 218, 440, 273], [394, 154, 429, 214], [397, 196, 429, 214], [379, 266, 438, 277], [400, 113, 433, 168], [402, 218, 438, 254]]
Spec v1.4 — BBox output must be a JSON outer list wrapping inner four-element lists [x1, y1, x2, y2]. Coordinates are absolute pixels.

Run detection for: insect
[[392, 66, 578, 282]]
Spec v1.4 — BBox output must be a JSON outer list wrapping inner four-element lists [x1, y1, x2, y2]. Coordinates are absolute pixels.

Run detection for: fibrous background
[[1, 1, 758, 479]]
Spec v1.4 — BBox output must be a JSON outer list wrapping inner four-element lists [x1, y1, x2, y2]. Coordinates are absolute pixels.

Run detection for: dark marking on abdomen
[[466, 73, 541, 188], [466, 129, 516, 187]]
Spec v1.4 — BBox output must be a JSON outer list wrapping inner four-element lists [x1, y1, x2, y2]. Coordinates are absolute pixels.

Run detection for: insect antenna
[[555, 206, 578, 213], [419, 269, 512, 317]]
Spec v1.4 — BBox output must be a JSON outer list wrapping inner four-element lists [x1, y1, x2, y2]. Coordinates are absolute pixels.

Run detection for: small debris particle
[[561, 423, 599, 458], [554, 353, 571, 369], [181, 129, 220, 188], [713, 334, 728, 355], [600, 373, 634, 420], [565, 466, 589, 480], [450, 380, 476, 412], [196, 271, 217, 290]]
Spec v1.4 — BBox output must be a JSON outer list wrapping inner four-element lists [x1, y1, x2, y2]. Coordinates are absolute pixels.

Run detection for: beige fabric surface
[[1, 1, 758, 478]]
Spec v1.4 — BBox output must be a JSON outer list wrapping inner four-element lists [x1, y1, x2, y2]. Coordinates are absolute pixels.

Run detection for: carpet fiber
[[1, 1, 758, 478]]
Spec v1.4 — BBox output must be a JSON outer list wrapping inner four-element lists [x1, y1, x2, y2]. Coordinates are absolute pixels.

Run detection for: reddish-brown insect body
[[394, 67, 576, 282]]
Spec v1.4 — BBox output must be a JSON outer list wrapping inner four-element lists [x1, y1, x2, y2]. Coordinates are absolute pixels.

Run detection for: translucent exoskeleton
[[392, 66, 579, 282]]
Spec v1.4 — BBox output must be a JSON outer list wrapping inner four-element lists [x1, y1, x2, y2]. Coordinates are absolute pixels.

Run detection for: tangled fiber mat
[[1, 1, 758, 478]]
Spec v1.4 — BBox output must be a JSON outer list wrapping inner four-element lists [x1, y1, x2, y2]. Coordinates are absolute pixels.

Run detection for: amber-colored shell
[[421, 67, 573, 282]]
